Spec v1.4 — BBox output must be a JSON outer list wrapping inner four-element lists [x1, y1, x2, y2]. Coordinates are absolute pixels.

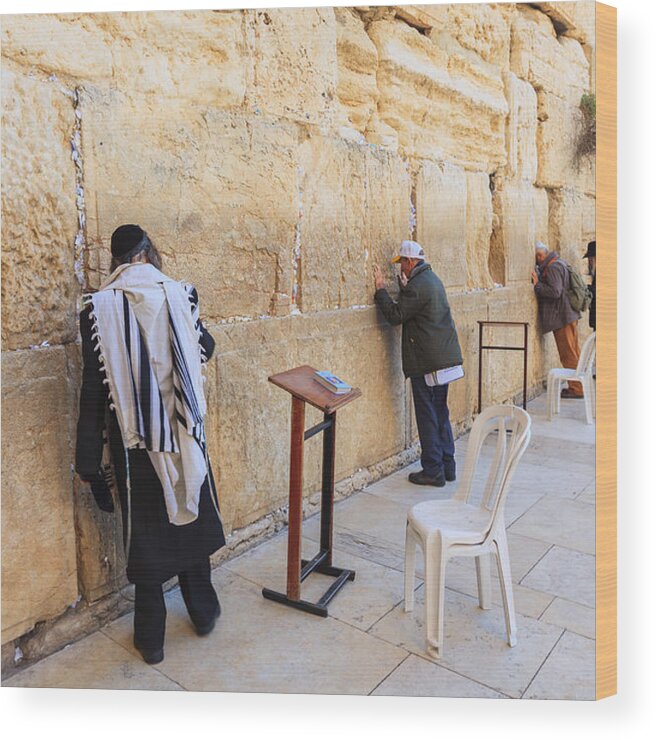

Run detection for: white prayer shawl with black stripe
[[85, 262, 210, 526]]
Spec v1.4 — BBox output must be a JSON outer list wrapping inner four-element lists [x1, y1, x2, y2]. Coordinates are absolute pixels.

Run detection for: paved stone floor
[[4, 393, 595, 699]]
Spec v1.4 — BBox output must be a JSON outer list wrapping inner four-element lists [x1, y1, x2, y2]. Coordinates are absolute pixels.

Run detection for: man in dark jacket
[[374, 241, 463, 487], [531, 241, 582, 398], [583, 240, 596, 331]]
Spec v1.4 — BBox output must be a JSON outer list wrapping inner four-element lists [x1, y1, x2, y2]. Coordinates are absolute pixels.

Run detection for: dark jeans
[[410, 376, 455, 478], [134, 557, 219, 651]]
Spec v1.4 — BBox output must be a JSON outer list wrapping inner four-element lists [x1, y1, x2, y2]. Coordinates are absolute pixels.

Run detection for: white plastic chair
[[404, 405, 532, 658], [546, 331, 596, 424]]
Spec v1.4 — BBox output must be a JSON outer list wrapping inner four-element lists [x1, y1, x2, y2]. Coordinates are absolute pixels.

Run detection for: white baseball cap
[[391, 240, 425, 264]]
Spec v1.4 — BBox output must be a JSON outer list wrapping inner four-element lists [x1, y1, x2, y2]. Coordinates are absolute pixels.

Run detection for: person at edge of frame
[[583, 240, 596, 332], [531, 240, 583, 399], [373, 240, 463, 488], [75, 224, 225, 665]]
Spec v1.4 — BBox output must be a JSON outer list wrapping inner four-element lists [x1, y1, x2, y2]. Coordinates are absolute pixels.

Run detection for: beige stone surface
[[3, 631, 182, 690], [103, 569, 407, 694], [511, 498, 596, 557], [521, 545, 596, 607], [465, 171, 494, 289], [335, 7, 379, 133], [492, 181, 549, 285], [367, 17, 508, 170], [540, 596, 595, 639], [523, 630, 595, 700], [415, 3, 512, 68], [82, 96, 298, 318], [1, 348, 79, 643], [547, 187, 586, 266], [370, 586, 563, 698], [245, 7, 337, 126], [511, 7, 590, 104], [205, 308, 406, 535], [372, 653, 504, 698], [297, 135, 368, 312], [504, 71, 538, 183], [1, 65, 79, 351], [415, 160, 468, 290]]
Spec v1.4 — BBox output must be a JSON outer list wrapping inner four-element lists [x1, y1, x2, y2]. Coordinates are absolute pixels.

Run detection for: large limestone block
[[0, 13, 113, 80], [1, 348, 79, 643], [403, 3, 511, 68], [1, 11, 246, 108], [511, 7, 590, 104], [415, 161, 468, 290], [492, 182, 549, 285], [538, 1, 596, 45], [367, 18, 507, 170], [298, 135, 411, 312], [245, 7, 337, 126], [364, 147, 412, 282], [504, 72, 538, 184], [1, 66, 79, 351], [465, 172, 494, 289], [102, 11, 247, 108], [335, 7, 379, 133], [82, 93, 298, 320], [485, 285, 544, 402], [536, 90, 583, 190], [205, 309, 405, 534], [297, 135, 368, 313], [548, 188, 586, 265]]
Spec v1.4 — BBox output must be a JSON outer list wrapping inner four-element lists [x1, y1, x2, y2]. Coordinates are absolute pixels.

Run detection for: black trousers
[[134, 557, 219, 651]]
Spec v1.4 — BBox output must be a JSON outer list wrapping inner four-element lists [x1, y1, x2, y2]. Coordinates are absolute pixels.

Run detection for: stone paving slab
[[369, 587, 563, 699], [223, 532, 420, 631], [510, 496, 596, 555], [3, 631, 183, 691], [371, 654, 505, 699], [101, 569, 408, 695], [520, 545, 596, 607], [540, 597, 596, 640], [523, 631, 596, 700]]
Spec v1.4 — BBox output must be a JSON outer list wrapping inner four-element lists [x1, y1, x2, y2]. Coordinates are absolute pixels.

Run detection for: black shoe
[[408, 470, 446, 487], [443, 458, 456, 482], [194, 602, 221, 636], [133, 638, 164, 665]]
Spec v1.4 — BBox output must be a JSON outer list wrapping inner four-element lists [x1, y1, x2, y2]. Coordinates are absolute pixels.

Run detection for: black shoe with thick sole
[[133, 638, 164, 665], [408, 470, 446, 487], [194, 602, 221, 637], [443, 458, 456, 482]]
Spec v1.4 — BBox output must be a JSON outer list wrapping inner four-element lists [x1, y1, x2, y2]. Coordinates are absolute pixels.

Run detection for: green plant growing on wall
[[575, 92, 596, 162]]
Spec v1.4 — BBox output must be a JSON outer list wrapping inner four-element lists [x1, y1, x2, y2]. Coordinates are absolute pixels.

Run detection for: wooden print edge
[[595, 0, 617, 701]]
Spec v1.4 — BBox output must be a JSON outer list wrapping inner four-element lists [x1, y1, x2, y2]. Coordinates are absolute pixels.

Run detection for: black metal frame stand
[[477, 320, 529, 413]]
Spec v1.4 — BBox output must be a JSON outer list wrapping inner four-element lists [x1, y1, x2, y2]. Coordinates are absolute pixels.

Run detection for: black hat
[[111, 224, 146, 259], [583, 240, 596, 258]]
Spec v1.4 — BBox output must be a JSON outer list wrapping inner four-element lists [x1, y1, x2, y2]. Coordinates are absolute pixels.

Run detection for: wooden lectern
[[262, 365, 362, 617]]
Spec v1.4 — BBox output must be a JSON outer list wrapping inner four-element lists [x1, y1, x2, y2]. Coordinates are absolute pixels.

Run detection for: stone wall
[[1, 3, 595, 664]]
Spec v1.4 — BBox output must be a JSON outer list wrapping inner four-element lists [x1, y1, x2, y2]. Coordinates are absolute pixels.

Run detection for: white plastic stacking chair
[[404, 405, 531, 658], [546, 331, 596, 424]]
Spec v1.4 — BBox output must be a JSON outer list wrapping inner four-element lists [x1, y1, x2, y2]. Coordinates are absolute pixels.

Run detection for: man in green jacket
[[374, 241, 463, 487]]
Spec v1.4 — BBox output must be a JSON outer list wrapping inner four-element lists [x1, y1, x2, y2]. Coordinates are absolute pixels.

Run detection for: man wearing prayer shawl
[[76, 224, 225, 665]]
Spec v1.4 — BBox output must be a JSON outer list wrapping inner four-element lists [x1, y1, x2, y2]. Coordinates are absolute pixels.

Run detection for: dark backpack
[[560, 260, 592, 312]]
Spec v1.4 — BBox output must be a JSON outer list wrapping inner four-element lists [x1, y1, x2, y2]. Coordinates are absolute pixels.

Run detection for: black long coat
[[75, 292, 225, 585]]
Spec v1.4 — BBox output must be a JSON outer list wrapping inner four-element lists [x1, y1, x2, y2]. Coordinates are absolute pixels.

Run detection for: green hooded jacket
[[375, 262, 463, 378]]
